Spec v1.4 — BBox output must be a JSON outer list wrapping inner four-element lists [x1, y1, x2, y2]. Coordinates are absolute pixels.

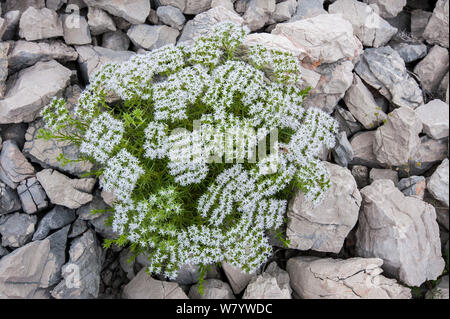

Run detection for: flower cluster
[[40, 22, 338, 280]]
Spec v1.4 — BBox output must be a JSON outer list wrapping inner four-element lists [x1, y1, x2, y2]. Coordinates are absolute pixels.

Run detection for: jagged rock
[[423, 0, 449, 48], [333, 105, 363, 138], [122, 268, 188, 299], [83, 0, 151, 24], [0, 182, 21, 214], [244, 33, 306, 58], [119, 248, 136, 280], [329, 0, 397, 48], [184, 0, 212, 15], [178, 7, 244, 44], [36, 169, 96, 210], [344, 74, 387, 129], [427, 159, 449, 207], [89, 211, 118, 239], [211, 0, 235, 11], [0, 60, 72, 124], [302, 60, 354, 113], [414, 45, 449, 94], [77, 192, 109, 221], [356, 179, 445, 286], [287, 162, 361, 253], [272, 0, 296, 22], [290, 0, 326, 21], [46, 0, 66, 11], [411, 9, 432, 40], [0, 124, 27, 150], [0, 213, 37, 248], [416, 100, 449, 140], [0, 140, 35, 189], [355, 46, 423, 109], [351, 165, 370, 189], [7, 40, 78, 73], [61, 14, 92, 45], [51, 229, 103, 299], [75, 45, 134, 82], [438, 72, 449, 101], [157, 6, 186, 30], [0, 226, 69, 298], [242, 262, 291, 299], [87, 7, 116, 36], [0, 246, 9, 258], [222, 262, 255, 294], [19, 7, 63, 41], [189, 279, 235, 299], [287, 256, 411, 299], [23, 120, 94, 178], [369, 168, 398, 185], [68, 218, 88, 239], [332, 131, 353, 167], [17, 177, 48, 214], [175, 264, 200, 285], [158, 0, 186, 11], [349, 131, 383, 168], [32, 206, 76, 241], [243, 0, 276, 31], [0, 43, 8, 98], [405, 136, 448, 176], [127, 24, 179, 51], [272, 14, 362, 66], [0, 18, 7, 42], [2, 10, 21, 41], [391, 42, 427, 63], [426, 275, 449, 299], [398, 176, 426, 199], [101, 31, 130, 51], [363, 0, 406, 18], [373, 107, 422, 167], [4, 0, 45, 13]]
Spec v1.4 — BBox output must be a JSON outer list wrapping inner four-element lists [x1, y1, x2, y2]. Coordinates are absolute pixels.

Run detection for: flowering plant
[[40, 23, 338, 280]]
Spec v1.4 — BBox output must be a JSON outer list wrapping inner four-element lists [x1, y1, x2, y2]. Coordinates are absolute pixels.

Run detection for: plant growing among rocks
[[39, 23, 338, 280]]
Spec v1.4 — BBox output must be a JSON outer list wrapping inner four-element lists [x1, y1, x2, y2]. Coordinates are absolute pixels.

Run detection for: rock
[[83, 0, 151, 24], [122, 268, 188, 299], [77, 192, 109, 221], [243, 0, 276, 31], [19, 7, 63, 41], [189, 279, 235, 299], [75, 45, 134, 82], [287, 256, 411, 299], [329, 0, 397, 48], [2, 10, 21, 41], [61, 14, 92, 45], [184, 0, 212, 15], [302, 60, 354, 113], [87, 7, 116, 36], [423, 0, 449, 48], [333, 105, 363, 138], [438, 72, 449, 101], [68, 218, 88, 239], [364, 0, 406, 18], [291, 0, 326, 21], [17, 177, 49, 214], [128, 24, 179, 51], [157, 6, 186, 30], [175, 264, 200, 285], [349, 131, 383, 168], [4, 0, 46, 13], [0, 226, 69, 298], [89, 211, 118, 239], [244, 33, 306, 59], [0, 60, 72, 124], [397, 175, 426, 199], [119, 248, 135, 280], [101, 31, 130, 51], [51, 229, 103, 299], [391, 42, 427, 63], [414, 45, 449, 94], [7, 40, 79, 73], [332, 131, 353, 167], [0, 140, 35, 189], [427, 159, 449, 207], [222, 262, 254, 294], [0, 43, 8, 98], [23, 118, 94, 178], [46, 0, 66, 11], [235, 0, 250, 13], [373, 107, 422, 167], [415, 100, 449, 140], [178, 7, 244, 44], [243, 262, 291, 299], [287, 162, 361, 253], [0, 18, 6, 41], [411, 9, 432, 40], [351, 165, 370, 189], [32, 206, 76, 241], [355, 46, 423, 109], [36, 169, 96, 209], [426, 275, 449, 299], [272, 14, 362, 66], [0, 213, 37, 248], [272, 0, 296, 22], [211, 0, 234, 12], [0, 182, 21, 215], [158, 0, 186, 11], [0, 246, 9, 258], [344, 74, 387, 129], [356, 179, 445, 286], [0, 124, 28, 150], [369, 168, 398, 185]]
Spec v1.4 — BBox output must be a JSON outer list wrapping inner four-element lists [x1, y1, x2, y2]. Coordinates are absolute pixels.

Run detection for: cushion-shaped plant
[[41, 23, 338, 280]]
